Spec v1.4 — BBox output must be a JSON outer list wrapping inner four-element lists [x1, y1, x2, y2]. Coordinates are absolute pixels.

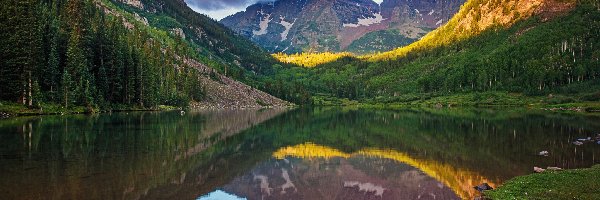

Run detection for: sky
[[185, 0, 275, 20], [185, 0, 384, 21], [197, 190, 246, 200]]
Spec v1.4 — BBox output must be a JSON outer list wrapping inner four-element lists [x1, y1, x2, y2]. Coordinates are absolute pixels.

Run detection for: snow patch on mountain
[[343, 13, 386, 28], [279, 16, 295, 41], [253, 10, 272, 36], [429, 9, 435, 15], [436, 19, 443, 26], [282, 41, 293, 52]]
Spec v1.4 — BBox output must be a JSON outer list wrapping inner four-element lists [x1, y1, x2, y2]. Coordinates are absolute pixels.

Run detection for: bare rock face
[[119, 0, 144, 9], [172, 28, 186, 39], [220, 0, 464, 54], [184, 58, 293, 109]]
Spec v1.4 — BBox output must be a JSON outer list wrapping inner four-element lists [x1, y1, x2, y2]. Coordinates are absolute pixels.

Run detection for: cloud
[[186, 0, 276, 10], [185, 0, 276, 20]]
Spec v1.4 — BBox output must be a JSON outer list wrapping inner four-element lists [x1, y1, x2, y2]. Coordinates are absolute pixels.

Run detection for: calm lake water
[[1, 108, 599, 200]]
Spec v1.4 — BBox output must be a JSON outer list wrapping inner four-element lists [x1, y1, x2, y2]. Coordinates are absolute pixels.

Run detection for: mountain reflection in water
[[0, 108, 599, 200], [219, 146, 459, 200]]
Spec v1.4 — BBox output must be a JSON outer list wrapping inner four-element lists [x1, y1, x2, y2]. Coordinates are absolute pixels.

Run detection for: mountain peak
[[221, 0, 465, 54]]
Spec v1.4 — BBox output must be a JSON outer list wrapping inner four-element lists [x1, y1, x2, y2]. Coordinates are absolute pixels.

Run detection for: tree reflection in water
[[0, 108, 598, 199]]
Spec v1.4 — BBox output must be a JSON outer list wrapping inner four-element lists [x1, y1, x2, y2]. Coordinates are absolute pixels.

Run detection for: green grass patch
[[0, 101, 87, 116], [312, 94, 359, 106], [0, 101, 179, 118], [312, 91, 600, 115], [485, 165, 600, 199]]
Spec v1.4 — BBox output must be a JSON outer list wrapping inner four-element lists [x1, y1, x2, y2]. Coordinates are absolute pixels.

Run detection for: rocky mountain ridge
[[220, 0, 465, 54]]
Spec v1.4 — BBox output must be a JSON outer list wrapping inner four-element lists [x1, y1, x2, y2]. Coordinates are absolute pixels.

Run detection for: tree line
[[0, 0, 204, 111]]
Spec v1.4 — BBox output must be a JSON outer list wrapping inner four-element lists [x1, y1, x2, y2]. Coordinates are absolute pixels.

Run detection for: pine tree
[[46, 24, 61, 102], [66, 29, 88, 105], [0, 0, 42, 104], [61, 69, 72, 108]]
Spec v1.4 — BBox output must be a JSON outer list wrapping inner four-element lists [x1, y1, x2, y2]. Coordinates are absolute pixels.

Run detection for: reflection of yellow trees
[[272, 52, 353, 68], [274, 142, 351, 159], [273, 143, 499, 200]]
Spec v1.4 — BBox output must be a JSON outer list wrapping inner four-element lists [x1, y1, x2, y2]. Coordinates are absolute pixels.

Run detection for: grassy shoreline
[[485, 165, 600, 199], [3, 92, 599, 118], [312, 92, 600, 114], [0, 101, 180, 119]]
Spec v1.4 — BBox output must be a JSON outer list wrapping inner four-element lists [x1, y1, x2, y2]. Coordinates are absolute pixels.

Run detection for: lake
[[1, 108, 599, 200]]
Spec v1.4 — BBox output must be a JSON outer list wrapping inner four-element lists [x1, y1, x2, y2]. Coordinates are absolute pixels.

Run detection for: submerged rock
[[573, 141, 584, 146], [473, 183, 493, 192], [577, 137, 592, 142], [538, 151, 549, 156]]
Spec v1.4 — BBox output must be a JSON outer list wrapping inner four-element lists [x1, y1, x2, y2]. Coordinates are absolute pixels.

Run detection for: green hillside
[[346, 29, 417, 55], [267, 1, 600, 106]]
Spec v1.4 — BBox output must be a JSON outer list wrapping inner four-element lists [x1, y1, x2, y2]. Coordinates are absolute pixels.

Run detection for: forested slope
[[0, 0, 289, 114], [134, 0, 277, 75], [268, 0, 600, 105], [367, 0, 578, 61]]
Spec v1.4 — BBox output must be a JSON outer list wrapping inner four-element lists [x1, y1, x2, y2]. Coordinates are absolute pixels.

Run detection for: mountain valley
[[1, 1, 600, 199]]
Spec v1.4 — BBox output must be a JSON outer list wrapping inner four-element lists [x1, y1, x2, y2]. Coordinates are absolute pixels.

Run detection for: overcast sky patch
[[185, 0, 275, 20], [185, 0, 385, 20]]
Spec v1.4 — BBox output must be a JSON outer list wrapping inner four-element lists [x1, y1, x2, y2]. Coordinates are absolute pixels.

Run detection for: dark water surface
[[1, 108, 599, 200]]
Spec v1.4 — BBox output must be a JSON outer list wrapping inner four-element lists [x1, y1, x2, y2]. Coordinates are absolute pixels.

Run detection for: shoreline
[[2, 101, 597, 120], [484, 165, 600, 199], [0, 101, 296, 119], [311, 92, 600, 115]]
